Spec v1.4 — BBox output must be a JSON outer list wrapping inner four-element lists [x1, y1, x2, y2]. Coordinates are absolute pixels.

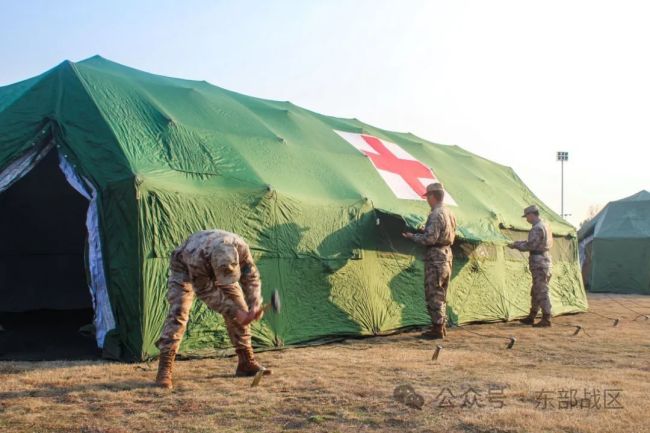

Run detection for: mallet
[[262, 289, 282, 314]]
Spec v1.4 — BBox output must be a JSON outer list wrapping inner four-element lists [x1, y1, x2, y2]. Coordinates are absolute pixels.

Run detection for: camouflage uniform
[[411, 205, 457, 325], [156, 230, 262, 353], [511, 220, 553, 316]]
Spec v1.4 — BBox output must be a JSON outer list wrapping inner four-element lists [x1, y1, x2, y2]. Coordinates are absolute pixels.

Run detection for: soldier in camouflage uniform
[[403, 183, 457, 339], [507, 205, 554, 327], [155, 230, 270, 389]]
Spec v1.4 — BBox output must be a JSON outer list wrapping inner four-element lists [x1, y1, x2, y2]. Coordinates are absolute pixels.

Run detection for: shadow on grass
[[0, 380, 155, 400]]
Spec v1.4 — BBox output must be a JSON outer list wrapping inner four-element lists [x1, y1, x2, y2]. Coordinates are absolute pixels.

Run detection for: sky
[[1, 0, 649, 226]]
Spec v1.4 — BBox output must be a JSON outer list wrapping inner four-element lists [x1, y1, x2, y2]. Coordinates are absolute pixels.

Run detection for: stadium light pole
[[557, 151, 569, 218]]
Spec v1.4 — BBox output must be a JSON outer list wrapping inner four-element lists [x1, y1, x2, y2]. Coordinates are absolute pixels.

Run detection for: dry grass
[[1, 294, 650, 433]]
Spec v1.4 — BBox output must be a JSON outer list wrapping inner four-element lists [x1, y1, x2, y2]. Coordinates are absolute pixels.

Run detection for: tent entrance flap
[[0, 149, 98, 359]]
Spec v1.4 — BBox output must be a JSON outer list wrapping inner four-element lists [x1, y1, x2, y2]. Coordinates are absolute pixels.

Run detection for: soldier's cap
[[522, 205, 540, 217], [210, 241, 240, 286], [421, 182, 444, 197]]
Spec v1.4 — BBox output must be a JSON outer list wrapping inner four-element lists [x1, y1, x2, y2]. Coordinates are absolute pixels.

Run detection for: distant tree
[[578, 204, 603, 230]]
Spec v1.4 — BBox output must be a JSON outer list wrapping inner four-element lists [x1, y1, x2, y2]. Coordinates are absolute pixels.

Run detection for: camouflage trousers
[[156, 257, 251, 354], [530, 263, 552, 316], [424, 260, 452, 325]]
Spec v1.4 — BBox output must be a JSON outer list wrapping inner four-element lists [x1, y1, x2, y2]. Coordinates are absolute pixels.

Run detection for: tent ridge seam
[[65, 61, 137, 176]]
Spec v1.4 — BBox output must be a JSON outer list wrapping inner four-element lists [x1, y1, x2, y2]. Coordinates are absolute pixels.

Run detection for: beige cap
[[422, 182, 444, 197], [210, 241, 240, 286], [522, 205, 539, 217]]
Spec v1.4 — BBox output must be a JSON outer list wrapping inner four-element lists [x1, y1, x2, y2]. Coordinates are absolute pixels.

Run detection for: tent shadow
[[0, 359, 111, 373], [250, 209, 473, 344], [0, 380, 155, 400], [314, 209, 470, 333], [253, 222, 364, 346], [377, 213, 469, 327]]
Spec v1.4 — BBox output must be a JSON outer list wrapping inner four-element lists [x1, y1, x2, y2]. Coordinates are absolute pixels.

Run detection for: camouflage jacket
[[173, 230, 262, 310], [411, 204, 457, 263], [512, 220, 553, 266]]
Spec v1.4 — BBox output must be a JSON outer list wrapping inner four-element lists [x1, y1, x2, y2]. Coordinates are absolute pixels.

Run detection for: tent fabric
[[0, 56, 587, 361], [58, 152, 116, 346], [578, 190, 650, 294], [0, 141, 53, 193]]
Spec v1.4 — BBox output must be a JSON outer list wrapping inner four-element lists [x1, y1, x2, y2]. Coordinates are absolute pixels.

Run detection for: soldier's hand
[[235, 307, 263, 326], [235, 309, 257, 326], [251, 305, 264, 322], [402, 232, 414, 239]]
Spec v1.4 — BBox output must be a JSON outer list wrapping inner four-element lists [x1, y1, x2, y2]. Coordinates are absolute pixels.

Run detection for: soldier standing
[[155, 229, 270, 389], [403, 182, 457, 339], [507, 205, 554, 327]]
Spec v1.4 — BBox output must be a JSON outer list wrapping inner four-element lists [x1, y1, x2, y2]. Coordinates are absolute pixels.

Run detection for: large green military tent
[[0, 57, 587, 360], [578, 190, 650, 294]]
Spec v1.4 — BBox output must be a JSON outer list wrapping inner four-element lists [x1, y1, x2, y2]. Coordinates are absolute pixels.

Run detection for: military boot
[[519, 309, 538, 325], [532, 314, 552, 328], [235, 346, 272, 377], [155, 349, 176, 389]]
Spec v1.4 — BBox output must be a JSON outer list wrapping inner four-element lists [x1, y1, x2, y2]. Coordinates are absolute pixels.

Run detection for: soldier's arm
[[514, 227, 545, 251], [210, 269, 261, 324], [207, 241, 256, 319], [509, 241, 525, 250], [411, 213, 442, 246], [238, 246, 263, 311]]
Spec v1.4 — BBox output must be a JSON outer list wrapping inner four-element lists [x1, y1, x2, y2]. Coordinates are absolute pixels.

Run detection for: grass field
[[1, 294, 649, 433]]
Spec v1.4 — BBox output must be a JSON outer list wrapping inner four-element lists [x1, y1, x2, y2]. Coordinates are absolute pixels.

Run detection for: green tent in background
[[0, 56, 587, 361], [578, 190, 650, 294]]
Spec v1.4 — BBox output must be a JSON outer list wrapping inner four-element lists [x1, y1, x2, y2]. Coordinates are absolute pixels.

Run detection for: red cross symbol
[[360, 134, 434, 198]]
